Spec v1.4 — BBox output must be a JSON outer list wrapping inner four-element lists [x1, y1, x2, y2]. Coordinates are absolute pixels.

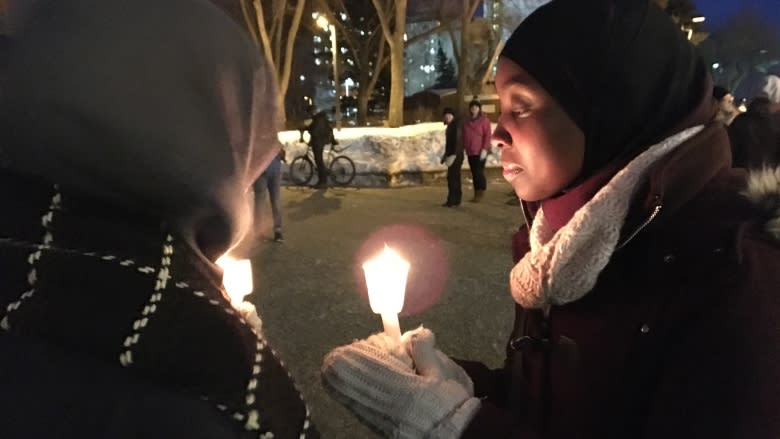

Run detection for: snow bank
[[278, 123, 502, 187]]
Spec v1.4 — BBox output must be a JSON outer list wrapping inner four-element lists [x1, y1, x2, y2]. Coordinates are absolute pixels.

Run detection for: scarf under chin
[[510, 126, 704, 309]]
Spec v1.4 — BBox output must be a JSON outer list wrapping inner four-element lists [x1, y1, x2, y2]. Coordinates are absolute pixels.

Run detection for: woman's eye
[[511, 106, 529, 117]]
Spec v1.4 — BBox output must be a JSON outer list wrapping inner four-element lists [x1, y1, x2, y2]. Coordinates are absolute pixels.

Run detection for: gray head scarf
[[1, 0, 281, 260]]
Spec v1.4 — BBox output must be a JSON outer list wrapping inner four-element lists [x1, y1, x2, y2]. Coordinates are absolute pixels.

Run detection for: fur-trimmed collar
[[743, 167, 780, 241]]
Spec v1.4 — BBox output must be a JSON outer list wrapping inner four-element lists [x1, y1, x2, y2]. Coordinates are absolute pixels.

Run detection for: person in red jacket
[[462, 98, 493, 202], [321, 0, 780, 438]]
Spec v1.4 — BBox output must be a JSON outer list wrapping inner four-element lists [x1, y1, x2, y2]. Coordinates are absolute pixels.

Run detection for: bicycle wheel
[[289, 156, 314, 186], [329, 155, 356, 186]]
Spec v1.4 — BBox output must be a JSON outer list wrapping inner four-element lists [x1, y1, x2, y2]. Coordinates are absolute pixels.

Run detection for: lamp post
[[316, 14, 341, 129]]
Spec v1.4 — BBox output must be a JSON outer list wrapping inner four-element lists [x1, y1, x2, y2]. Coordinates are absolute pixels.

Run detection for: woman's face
[[493, 57, 585, 202]]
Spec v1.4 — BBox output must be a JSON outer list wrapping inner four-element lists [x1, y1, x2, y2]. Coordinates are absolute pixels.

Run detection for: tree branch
[[239, 0, 260, 45], [279, 0, 305, 97], [253, 0, 277, 74], [370, 0, 396, 48], [406, 21, 451, 46], [479, 39, 504, 86]]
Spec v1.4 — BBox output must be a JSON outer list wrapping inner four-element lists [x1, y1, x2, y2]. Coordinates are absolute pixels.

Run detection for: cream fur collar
[[743, 167, 780, 241]]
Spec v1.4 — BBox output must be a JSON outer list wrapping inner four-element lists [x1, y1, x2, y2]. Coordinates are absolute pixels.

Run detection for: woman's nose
[[491, 122, 512, 150]]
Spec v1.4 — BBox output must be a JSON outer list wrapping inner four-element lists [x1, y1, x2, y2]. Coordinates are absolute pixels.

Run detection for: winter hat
[[500, 0, 712, 179], [713, 85, 730, 101], [442, 107, 455, 116], [468, 98, 481, 109]]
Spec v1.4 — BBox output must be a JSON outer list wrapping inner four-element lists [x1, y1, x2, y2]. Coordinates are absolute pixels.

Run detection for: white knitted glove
[[322, 326, 480, 439], [479, 149, 488, 161], [444, 155, 456, 167]]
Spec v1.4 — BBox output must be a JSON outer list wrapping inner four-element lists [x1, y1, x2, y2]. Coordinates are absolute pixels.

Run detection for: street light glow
[[691, 16, 705, 23]]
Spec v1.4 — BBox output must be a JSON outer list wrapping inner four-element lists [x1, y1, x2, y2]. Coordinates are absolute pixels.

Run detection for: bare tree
[[238, 0, 306, 123], [447, 0, 501, 108], [314, 0, 390, 125], [370, 0, 408, 127]]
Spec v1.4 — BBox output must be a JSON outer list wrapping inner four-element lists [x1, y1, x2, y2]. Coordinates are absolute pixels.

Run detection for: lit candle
[[216, 255, 262, 333], [215, 256, 254, 305], [362, 245, 409, 342]]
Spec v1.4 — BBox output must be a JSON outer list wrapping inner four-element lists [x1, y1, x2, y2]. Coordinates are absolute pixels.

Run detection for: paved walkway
[[247, 184, 523, 438]]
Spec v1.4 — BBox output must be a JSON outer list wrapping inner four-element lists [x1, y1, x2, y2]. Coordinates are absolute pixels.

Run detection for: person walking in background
[[306, 107, 337, 189], [440, 107, 464, 207], [462, 98, 492, 203], [713, 85, 739, 125], [254, 148, 286, 242]]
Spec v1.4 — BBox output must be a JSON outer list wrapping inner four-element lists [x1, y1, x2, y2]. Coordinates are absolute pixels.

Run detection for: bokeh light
[[353, 223, 448, 316]]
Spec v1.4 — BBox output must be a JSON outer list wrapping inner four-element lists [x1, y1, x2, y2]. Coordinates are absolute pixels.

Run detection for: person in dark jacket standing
[[462, 99, 492, 202], [440, 107, 464, 207], [321, 1, 780, 438], [307, 108, 337, 189], [0, 0, 317, 438]]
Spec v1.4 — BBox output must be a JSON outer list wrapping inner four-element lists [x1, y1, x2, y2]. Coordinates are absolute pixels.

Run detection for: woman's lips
[[502, 164, 523, 181]]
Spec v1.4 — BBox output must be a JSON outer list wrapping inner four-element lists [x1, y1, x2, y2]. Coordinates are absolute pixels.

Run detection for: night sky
[[696, 0, 780, 27]]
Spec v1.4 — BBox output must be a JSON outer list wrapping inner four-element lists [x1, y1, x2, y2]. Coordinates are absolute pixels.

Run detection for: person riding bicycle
[[306, 107, 338, 189]]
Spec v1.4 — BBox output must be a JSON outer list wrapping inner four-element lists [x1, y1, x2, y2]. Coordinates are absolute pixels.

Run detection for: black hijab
[[1, 0, 281, 260], [501, 0, 712, 179]]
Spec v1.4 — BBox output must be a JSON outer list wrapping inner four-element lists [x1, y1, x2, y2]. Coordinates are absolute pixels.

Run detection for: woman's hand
[[321, 326, 480, 438]]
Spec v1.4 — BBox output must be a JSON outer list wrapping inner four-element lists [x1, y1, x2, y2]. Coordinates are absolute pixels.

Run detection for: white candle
[[362, 245, 409, 342], [216, 256, 254, 306]]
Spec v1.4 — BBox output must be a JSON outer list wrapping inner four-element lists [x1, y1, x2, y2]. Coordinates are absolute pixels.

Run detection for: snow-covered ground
[[279, 123, 501, 187]]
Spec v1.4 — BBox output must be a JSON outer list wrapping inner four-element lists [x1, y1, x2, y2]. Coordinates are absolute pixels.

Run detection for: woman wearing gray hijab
[[0, 0, 317, 437]]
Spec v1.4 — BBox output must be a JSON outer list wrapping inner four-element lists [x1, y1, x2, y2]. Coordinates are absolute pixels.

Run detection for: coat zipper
[[616, 203, 663, 251], [517, 200, 661, 433]]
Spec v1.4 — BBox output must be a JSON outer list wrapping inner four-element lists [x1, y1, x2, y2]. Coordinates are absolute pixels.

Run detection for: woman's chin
[[511, 184, 546, 203]]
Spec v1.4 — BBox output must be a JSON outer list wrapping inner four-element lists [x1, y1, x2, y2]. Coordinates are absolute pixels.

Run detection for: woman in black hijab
[[320, 0, 780, 437], [0, 0, 317, 437]]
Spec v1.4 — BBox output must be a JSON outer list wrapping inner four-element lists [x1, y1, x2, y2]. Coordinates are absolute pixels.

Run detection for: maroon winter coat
[[458, 124, 780, 438], [462, 112, 492, 156]]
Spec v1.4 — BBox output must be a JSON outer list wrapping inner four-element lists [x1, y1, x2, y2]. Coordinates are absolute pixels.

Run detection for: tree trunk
[[357, 92, 370, 126], [387, 41, 405, 127], [455, 3, 471, 114]]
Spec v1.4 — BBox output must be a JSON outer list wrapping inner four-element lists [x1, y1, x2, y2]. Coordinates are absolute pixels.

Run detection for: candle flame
[[362, 244, 409, 314], [216, 255, 253, 305]]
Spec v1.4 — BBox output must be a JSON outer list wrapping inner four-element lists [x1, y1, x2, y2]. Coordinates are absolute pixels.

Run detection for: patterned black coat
[[0, 170, 318, 439]]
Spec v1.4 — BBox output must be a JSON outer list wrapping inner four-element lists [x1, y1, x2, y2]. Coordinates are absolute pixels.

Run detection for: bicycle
[[289, 143, 356, 187]]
